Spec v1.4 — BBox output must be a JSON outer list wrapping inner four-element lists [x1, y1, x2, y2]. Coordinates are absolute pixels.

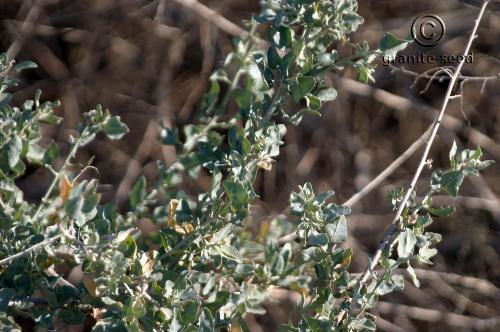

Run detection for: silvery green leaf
[[218, 244, 242, 263], [449, 140, 458, 169], [427, 206, 455, 218], [291, 76, 315, 102], [397, 229, 417, 259], [213, 224, 235, 243], [324, 204, 351, 222], [378, 32, 409, 61], [325, 215, 347, 243], [270, 252, 285, 275], [316, 87, 337, 102], [223, 180, 248, 210], [104, 116, 129, 140], [7, 136, 22, 168], [418, 247, 438, 264], [407, 264, 420, 288], [307, 232, 329, 246], [440, 171, 465, 196], [169, 308, 183, 332], [13, 61, 38, 72], [198, 308, 214, 332], [314, 190, 334, 205]]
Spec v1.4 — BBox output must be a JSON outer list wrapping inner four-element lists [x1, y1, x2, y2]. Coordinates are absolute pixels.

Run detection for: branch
[[171, 0, 268, 48], [389, 64, 500, 84], [458, 0, 500, 12], [344, 127, 430, 207], [334, 76, 500, 160], [278, 128, 430, 244], [354, 0, 490, 306], [0, 234, 62, 266]]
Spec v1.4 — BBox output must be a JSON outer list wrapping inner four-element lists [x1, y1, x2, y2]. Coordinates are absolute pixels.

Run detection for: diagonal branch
[[353, 0, 490, 306], [0, 234, 62, 266]]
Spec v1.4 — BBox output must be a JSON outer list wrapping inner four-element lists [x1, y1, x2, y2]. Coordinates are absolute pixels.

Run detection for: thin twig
[[33, 131, 87, 221], [7, 0, 44, 59], [0, 234, 62, 266], [390, 64, 500, 84], [351, 0, 490, 317], [171, 0, 247, 37], [344, 127, 431, 207], [277, 128, 430, 245], [334, 75, 500, 160]]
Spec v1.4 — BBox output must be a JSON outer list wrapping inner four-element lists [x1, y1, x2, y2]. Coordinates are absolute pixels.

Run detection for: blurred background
[[1, 0, 500, 331]]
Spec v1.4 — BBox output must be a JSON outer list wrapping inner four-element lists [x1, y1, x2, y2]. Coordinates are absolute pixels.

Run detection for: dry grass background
[[1, 0, 500, 331]]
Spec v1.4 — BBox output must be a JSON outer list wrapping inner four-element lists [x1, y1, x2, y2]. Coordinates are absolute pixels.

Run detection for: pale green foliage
[[0, 1, 493, 331]]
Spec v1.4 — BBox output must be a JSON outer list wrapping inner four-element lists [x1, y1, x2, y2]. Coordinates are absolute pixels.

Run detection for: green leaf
[[418, 247, 438, 264], [26, 143, 45, 164], [235, 264, 254, 277], [129, 176, 147, 209], [416, 214, 433, 229], [349, 317, 376, 331], [378, 32, 409, 61], [14, 61, 38, 72], [233, 89, 253, 109], [198, 308, 214, 332], [0, 288, 15, 312], [43, 141, 59, 165], [407, 264, 420, 288], [316, 87, 337, 102], [213, 224, 235, 243], [267, 46, 280, 69], [317, 52, 338, 67], [325, 215, 347, 243], [39, 113, 63, 125], [440, 171, 465, 196], [270, 252, 285, 275], [427, 206, 455, 218], [223, 180, 248, 210], [307, 232, 329, 247], [291, 76, 315, 102], [324, 204, 351, 222], [175, 199, 192, 222], [357, 64, 375, 84], [218, 244, 242, 262], [160, 127, 179, 145], [169, 308, 183, 332], [7, 136, 22, 168], [117, 235, 137, 259], [66, 195, 85, 226], [93, 316, 127, 332], [104, 116, 129, 140], [397, 229, 417, 259], [228, 127, 250, 156], [290, 183, 315, 215], [278, 26, 293, 48], [314, 190, 334, 205], [449, 140, 458, 169], [305, 94, 320, 111]]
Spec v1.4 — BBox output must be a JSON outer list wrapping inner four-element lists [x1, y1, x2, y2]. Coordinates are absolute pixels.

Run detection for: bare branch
[[343, 0, 491, 323]]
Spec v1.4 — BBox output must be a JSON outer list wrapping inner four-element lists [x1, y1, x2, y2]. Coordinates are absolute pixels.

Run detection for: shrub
[[0, 0, 493, 331]]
